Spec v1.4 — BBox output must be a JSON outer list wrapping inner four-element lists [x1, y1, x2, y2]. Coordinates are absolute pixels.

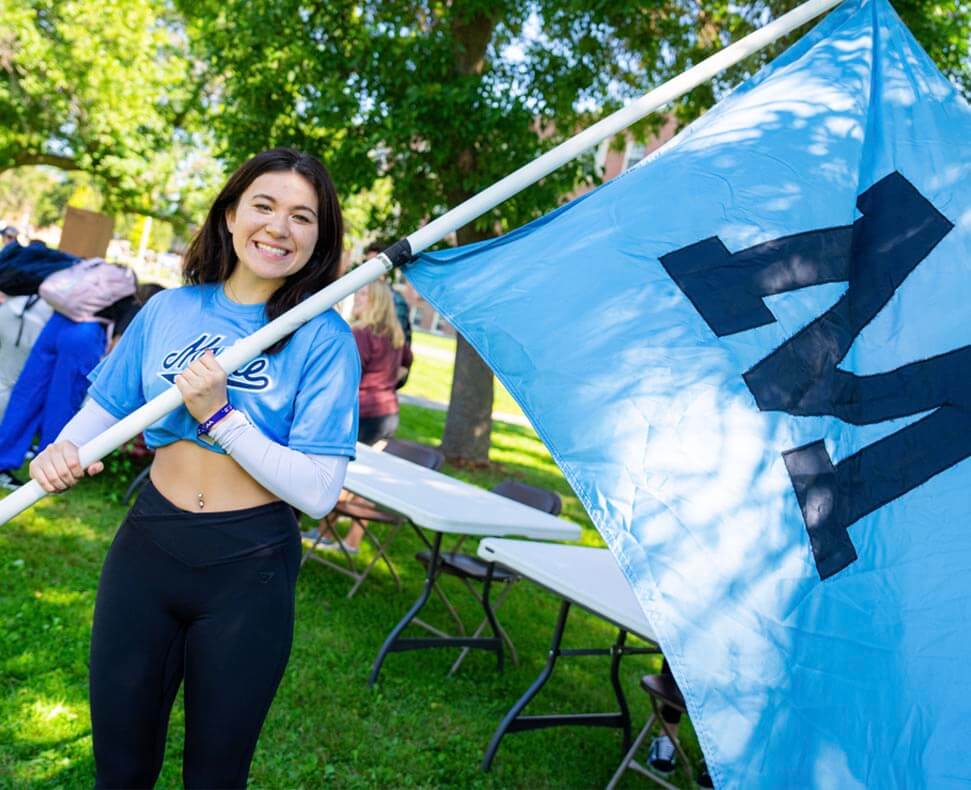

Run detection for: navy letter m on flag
[[660, 172, 970, 580]]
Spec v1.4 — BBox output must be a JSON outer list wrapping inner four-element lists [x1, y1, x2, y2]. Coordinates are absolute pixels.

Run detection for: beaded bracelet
[[196, 402, 235, 437]]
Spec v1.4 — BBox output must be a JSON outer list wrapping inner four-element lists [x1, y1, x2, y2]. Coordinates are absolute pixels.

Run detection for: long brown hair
[[182, 148, 343, 353]]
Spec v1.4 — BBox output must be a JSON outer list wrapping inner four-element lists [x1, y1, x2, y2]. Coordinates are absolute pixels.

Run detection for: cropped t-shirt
[[86, 283, 361, 457]]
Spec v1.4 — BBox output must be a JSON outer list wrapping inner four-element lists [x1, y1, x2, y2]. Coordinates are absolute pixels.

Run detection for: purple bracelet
[[197, 403, 235, 436]]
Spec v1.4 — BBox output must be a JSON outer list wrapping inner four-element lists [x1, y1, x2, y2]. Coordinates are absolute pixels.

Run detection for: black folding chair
[[413, 479, 562, 674], [124, 465, 152, 504], [302, 438, 445, 597], [606, 667, 697, 790]]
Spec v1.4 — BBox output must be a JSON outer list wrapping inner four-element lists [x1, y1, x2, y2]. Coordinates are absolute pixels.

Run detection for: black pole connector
[[382, 239, 414, 268]]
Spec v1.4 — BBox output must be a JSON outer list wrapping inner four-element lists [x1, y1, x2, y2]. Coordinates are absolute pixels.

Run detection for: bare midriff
[[150, 440, 279, 512]]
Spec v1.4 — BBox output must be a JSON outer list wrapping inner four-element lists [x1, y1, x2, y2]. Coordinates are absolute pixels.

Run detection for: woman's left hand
[[175, 349, 230, 423]]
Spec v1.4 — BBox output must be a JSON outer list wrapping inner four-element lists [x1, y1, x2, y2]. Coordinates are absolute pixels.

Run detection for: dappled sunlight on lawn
[[0, 679, 92, 784], [405, 333, 525, 417], [20, 697, 83, 740], [15, 510, 105, 544]]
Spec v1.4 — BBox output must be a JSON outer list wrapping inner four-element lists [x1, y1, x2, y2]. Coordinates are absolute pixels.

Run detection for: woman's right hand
[[29, 442, 104, 493]]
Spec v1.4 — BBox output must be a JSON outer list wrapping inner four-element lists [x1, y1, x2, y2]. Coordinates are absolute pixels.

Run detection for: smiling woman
[[24, 149, 362, 788], [224, 171, 322, 301]]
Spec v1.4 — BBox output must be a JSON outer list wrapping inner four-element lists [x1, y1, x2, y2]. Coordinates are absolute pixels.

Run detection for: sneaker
[[0, 470, 25, 491], [647, 734, 676, 774], [301, 531, 359, 555], [324, 539, 359, 556]]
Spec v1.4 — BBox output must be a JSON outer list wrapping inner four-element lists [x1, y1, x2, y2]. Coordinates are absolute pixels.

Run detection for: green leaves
[[176, 0, 971, 462], [3, 1, 966, 242], [182, 0, 970, 246], [0, 0, 208, 221]]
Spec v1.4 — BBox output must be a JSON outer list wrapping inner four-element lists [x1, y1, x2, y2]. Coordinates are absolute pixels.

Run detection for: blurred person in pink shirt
[[307, 279, 412, 552], [353, 279, 412, 446]]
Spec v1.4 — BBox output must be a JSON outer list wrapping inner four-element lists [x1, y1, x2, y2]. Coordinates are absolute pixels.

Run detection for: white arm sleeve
[[209, 410, 348, 519], [55, 399, 120, 447]]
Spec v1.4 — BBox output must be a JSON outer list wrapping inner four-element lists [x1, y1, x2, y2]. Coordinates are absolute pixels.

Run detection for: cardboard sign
[[58, 206, 114, 259]]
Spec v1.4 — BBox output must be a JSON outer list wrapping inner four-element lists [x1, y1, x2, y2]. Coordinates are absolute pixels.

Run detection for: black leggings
[[357, 412, 399, 445], [89, 481, 301, 789]]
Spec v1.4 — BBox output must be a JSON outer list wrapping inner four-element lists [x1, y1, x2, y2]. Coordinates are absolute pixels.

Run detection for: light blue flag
[[405, 0, 971, 786]]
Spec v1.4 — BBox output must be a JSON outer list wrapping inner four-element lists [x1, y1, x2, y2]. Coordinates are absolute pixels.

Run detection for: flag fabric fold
[[404, 0, 971, 786]]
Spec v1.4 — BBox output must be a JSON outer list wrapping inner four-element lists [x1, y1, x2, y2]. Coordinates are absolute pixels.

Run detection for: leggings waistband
[[126, 480, 298, 568], [132, 479, 295, 525]]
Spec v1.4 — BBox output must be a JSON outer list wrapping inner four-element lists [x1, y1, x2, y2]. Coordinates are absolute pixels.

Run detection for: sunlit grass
[[0, 404, 699, 788], [405, 333, 525, 417]]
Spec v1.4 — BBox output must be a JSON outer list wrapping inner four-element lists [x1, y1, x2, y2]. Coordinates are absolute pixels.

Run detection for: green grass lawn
[[408, 331, 456, 353], [403, 333, 525, 418], [0, 405, 702, 788]]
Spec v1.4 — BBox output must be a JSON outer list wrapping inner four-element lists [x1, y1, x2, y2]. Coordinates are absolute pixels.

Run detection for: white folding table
[[475, 538, 660, 771], [344, 444, 582, 685]]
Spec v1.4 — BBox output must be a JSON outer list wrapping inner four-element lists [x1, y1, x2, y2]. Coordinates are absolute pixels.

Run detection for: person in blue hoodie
[[0, 287, 160, 490], [1, 226, 18, 248]]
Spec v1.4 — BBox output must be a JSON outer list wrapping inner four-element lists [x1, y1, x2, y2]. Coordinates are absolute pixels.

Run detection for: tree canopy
[[182, 1, 970, 231], [1, 0, 961, 459], [183, 1, 971, 460], [0, 0, 209, 226]]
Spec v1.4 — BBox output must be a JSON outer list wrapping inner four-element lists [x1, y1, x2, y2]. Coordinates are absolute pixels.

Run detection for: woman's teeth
[[255, 242, 288, 257]]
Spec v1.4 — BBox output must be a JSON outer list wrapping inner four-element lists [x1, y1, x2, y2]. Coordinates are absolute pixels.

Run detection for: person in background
[[0, 283, 163, 490], [0, 293, 54, 415], [364, 241, 412, 345], [1, 227, 20, 302], [105, 282, 165, 353], [351, 279, 412, 446], [305, 279, 412, 553]]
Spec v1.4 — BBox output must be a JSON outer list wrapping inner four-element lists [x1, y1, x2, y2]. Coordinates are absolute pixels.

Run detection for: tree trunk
[[440, 218, 495, 463], [441, 332, 495, 464], [439, 9, 498, 465]]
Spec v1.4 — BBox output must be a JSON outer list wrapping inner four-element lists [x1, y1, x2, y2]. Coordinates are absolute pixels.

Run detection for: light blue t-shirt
[[87, 283, 360, 457]]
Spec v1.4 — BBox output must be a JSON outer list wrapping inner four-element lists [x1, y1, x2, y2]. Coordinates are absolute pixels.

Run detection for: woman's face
[[225, 171, 320, 285]]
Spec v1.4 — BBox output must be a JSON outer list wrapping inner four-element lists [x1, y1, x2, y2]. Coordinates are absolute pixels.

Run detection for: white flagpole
[[0, 0, 843, 525], [405, 0, 844, 254], [0, 258, 389, 523]]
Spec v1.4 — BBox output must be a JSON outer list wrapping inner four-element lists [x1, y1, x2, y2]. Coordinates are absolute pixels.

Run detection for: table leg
[[482, 599, 572, 771], [368, 532, 504, 686], [448, 579, 518, 677], [368, 531, 443, 686], [609, 630, 632, 750], [482, 602, 657, 771], [481, 562, 504, 672]]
